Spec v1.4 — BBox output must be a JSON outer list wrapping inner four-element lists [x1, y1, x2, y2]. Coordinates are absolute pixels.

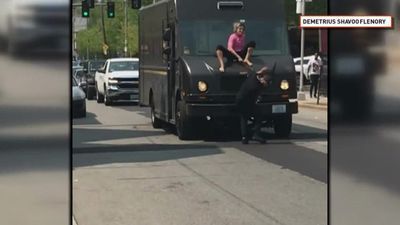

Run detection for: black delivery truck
[[138, 0, 298, 140]]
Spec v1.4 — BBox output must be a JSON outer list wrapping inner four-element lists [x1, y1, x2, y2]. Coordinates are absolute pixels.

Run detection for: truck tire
[[96, 85, 104, 103], [104, 90, 113, 106], [175, 101, 194, 140], [274, 115, 292, 138], [150, 98, 162, 128]]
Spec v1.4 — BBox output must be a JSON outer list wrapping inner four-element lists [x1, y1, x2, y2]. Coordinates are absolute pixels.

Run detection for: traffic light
[[107, 2, 115, 18], [88, 0, 95, 8], [82, 0, 90, 18], [132, 0, 141, 9]]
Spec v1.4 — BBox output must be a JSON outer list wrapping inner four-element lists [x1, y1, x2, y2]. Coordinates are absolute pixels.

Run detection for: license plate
[[272, 105, 286, 113]]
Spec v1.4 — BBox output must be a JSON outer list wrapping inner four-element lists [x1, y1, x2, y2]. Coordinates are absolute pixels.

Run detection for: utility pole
[[297, 0, 307, 100], [124, 0, 128, 57], [101, 2, 108, 55]]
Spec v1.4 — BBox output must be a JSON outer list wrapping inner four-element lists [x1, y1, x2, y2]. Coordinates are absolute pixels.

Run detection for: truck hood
[[180, 55, 295, 77], [180, 55, 297, 98], [108, 71, 139, 79]]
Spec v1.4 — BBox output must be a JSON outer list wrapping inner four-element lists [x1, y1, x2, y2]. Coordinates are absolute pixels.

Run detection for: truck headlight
[[280, 80, 289, 90], [108, 79, 118, 84], [198, 81, 208, 92]]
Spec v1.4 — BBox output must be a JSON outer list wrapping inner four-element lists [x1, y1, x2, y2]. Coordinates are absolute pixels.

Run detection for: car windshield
[[90, 61, 105, 71], [75, 70, 85, 78], [180, 20, 289, 56], [109, 61, 139, 72]]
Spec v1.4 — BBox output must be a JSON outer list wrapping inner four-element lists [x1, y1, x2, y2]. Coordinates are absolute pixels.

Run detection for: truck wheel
[[274, 115, 292, 138], [96, 85, 104, 103], [150, 98, 162, 128], [104, 90, 112, 106], [175, 101, 193, 140]]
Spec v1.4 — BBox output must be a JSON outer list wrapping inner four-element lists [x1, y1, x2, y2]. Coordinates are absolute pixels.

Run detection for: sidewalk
[[297, 93, 328, 110]]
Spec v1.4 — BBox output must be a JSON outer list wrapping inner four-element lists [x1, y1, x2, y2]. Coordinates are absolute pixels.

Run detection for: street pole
[[101, 2, 108, 56], [297, 0, 306, 100], [124, 0, 128, 57]]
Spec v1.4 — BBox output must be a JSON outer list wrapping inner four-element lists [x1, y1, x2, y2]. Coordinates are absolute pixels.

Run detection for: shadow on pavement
[[73, 144, 222, 168], [73, 128, 166, 146], [109, 101, 140, 107], [73, 112, 101, 125], [234, 143, 327, 183]]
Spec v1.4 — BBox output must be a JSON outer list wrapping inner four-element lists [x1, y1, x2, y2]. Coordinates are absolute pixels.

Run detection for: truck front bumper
[[107, 88, 139, 101], [185, 101, 298, 117]]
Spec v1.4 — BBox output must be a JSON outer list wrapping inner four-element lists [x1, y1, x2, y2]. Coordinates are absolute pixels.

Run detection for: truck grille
[[115, 78, 139, 89], [220, 76, 246, 92]]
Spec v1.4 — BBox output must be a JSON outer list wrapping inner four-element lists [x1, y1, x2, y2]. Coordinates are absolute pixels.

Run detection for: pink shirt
[[227, 33, 245, 52]]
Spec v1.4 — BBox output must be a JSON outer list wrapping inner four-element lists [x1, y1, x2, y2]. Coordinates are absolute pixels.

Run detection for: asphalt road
[[73, 100, 328, 225]]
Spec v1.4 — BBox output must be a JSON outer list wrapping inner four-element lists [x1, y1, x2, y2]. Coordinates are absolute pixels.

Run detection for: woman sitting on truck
[[216, 22, 256, 72]]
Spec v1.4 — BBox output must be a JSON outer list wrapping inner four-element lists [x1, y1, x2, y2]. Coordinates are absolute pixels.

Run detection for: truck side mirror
[[163, 28, 171, 42]]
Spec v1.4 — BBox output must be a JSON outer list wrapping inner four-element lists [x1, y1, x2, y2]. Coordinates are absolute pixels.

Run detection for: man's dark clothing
[[236, 71, 265, 139], [216, 41, 256, 63], [310, 74, 319, 97]]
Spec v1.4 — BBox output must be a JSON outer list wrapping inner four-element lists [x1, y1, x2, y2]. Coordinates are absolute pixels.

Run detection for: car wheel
[[104, 90, 112, 106], [96, 85, 104, 103]]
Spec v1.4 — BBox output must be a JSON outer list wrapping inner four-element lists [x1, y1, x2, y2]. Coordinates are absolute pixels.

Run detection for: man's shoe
[[241, 137, 249, 144], [252, 134, 266, 144]]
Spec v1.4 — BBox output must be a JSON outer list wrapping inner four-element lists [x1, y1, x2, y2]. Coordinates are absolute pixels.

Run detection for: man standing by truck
[[307, 52, 322, 98], [236, 66, 270, 144]]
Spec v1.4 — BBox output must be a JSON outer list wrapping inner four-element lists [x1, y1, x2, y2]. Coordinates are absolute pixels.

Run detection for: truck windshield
[[180, 20, 289, 56], [108, 61, 139, 72]]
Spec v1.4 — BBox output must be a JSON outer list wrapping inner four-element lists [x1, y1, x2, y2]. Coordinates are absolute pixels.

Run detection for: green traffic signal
[[107, 2, 115, 18], [82, 0, 90, 17]]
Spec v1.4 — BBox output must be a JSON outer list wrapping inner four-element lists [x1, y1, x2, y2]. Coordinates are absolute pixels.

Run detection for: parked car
[[95, 58, 139, 105], [73, 64, 84, 77], [84, 60, 106, 100], [72, 77, 86, 118], [74, 68, 87, 93], [293, 55, 314, 81]]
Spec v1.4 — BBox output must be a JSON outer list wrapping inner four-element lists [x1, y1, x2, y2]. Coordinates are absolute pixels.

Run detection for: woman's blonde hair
[[233, 22, 245, 32]]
